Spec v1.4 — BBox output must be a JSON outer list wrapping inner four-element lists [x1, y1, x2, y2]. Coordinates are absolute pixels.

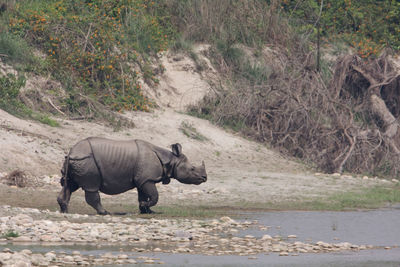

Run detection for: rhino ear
[[171, 143, 182, 157]]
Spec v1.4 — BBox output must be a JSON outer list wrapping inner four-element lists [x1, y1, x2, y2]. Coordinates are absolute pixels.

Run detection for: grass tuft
[[147, 205, 220, 219], [0, 31, 39, 71], [0, 74, 59, 127], [179, 121, 208, 142]]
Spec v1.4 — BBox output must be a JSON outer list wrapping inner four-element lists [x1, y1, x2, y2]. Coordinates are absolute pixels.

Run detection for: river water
[[240, 205, 400, 246]]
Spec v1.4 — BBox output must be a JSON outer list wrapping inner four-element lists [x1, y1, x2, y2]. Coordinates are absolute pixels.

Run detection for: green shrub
[[0, 74, 27, 116], [0, 74, 59, 126], [281, 0, 400, 57], [0, 31, 38, 70], [1, 230, 19, 238], [179, 121, 208, 142]]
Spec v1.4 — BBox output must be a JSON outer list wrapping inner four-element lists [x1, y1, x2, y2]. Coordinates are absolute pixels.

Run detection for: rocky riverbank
[[0, 205, 380, 266]]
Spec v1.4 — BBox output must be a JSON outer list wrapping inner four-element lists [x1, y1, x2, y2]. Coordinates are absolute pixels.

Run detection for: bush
[[1, 230, 19, 238], [7, 0, 173, 112], [164, 0, 291, 49], [0, 74, 59, 126], [0, 31, 38, 70], [281, 0, 400, 57], [0, 73, 27, 116]]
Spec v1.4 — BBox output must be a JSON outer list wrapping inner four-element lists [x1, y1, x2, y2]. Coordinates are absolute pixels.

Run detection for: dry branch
[[47, 97, 65, 116], [195, 47, 400, 176]]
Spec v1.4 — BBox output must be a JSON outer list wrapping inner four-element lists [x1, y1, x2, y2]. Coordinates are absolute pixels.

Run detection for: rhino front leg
[[85, 191, 109, 215], [138, 182, 158, 214]]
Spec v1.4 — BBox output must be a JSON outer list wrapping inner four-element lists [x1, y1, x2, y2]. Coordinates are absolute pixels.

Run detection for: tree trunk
[[370, 94, 400, 153]]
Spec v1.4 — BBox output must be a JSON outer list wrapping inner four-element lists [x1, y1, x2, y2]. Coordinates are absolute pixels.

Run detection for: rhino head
[[170, 143, 207, 185]]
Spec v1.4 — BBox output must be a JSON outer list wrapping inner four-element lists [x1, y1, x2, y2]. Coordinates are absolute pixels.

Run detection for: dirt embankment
[[0, 47, 396, 213]]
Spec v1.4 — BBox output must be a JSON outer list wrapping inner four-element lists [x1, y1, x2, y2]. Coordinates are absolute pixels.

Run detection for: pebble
[[261, 234, 272, 240]]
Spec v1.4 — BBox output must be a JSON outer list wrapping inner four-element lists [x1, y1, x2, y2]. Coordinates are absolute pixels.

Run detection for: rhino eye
[[191, 166, 195, 171]]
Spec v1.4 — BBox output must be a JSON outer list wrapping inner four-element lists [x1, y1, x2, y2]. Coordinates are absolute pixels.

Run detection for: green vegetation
[[137, 184, 400, 217], [1, 230, 19, 238], [149, 205, 220, 219], [0, 31, 40, 71], [0, 74, 59, 126], [1, 0, 399, 114], [179, 121, 208, 142], [0, 74, 26, 115], [321, 184, 400, 210], [281, 0, 400, 57], [2, 0, 172, 113], [236, 184, 400, 211]]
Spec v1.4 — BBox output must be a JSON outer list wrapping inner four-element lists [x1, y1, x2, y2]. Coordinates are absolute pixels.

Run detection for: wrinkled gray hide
[[57, 137, 207, 215]]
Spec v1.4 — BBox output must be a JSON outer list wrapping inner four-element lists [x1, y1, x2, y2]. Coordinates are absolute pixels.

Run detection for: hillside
[[0, 48, 397, 214], [0, 0, 400, 212]]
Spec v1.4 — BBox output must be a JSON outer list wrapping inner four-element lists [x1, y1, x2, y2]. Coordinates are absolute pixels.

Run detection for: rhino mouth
[[178, 176, 206, 185], [194, 176, 207, 184]]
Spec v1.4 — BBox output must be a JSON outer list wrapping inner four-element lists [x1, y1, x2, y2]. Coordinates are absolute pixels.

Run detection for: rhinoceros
[[57, 137, 207, 215]]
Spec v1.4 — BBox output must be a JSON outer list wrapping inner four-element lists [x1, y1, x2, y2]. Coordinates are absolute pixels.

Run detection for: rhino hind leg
[[85, 191, 109, 215], [138, 182, 159, 214], [57, 178, 79, 213]]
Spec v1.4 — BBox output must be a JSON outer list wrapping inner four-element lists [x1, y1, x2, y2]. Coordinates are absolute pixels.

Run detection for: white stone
[[45, 252, 56, 260], [20, 249, 32, 255], [219, 216, 235, 224], [261, 234, 272, 240], [0, 253, 11, 261], [118, 254, 128, 259]]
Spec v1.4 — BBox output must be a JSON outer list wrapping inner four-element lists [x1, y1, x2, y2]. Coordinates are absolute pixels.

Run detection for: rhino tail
[[60, 155, 70, 187]]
